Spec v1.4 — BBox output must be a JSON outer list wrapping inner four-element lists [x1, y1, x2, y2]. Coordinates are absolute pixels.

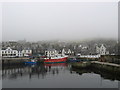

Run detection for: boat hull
[[24, 59, 37, 64], [44, 57, 67, 63], [68, 59, 81, 62], [24, 62, 37, 64]]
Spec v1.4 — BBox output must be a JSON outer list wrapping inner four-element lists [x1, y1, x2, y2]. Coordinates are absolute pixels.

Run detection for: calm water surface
[[2, 63, 119, 88]]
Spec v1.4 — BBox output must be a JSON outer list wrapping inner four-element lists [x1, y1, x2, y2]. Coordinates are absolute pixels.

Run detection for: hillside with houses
[[0, 39, 119, 58]]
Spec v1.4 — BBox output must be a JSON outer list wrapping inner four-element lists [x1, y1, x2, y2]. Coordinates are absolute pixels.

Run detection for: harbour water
[[2, 62, 119, 88]]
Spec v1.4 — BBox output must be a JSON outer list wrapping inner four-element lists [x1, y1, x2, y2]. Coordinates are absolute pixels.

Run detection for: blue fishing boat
[[24, 59, 37, 64], [68, 57, 81, 62]]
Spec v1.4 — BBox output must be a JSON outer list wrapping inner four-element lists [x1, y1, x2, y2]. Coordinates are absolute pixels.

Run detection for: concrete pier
[[92, 61, 120, 67], [1, 57, 29, 65]]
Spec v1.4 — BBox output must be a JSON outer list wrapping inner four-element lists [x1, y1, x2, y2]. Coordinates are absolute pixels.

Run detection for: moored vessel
[[44, 55, 68, 63], [24, 59, 37, 64]]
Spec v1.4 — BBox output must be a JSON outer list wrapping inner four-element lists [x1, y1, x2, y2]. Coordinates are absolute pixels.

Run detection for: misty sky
[[2, 2, 118, 41]]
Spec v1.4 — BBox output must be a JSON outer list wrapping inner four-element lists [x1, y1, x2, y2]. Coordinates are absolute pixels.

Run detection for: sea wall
[[2, 58, 29, 65], [98, 55, 120, 64], [71, 62, 120, 81], [72, 62, 120, 75]]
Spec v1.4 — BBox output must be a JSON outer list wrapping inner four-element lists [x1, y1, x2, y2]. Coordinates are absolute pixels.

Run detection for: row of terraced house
[[0, 47, 32, 58]]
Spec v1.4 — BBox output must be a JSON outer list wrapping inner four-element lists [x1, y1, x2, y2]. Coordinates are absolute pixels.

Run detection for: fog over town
[[1, 2, 119, 56], [2, 2, 118, 41]]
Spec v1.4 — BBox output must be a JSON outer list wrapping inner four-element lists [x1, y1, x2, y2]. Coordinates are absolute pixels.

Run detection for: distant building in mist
[[18, 39, 27, 44], [96, 44, 109, 55], [0, 47, 32, 57]]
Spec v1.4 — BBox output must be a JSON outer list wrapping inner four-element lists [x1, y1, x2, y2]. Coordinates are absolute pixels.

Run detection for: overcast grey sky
[[2, 2, 118, 41]]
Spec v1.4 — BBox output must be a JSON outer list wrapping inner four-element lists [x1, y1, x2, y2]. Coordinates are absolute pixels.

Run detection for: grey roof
[[46, 49, 56, 51], [23, 47, 31, 50]]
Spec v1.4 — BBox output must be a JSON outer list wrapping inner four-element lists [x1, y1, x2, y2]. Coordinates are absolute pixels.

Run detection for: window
[[2, 51, 4, 54], [28, 50, 30, 53]]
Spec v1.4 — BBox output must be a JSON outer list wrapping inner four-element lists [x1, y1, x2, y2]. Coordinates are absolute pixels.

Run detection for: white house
[[1, 47, 18, 57], [45, 49, 58, 58], [22, 48, 32, 57], [61, 48, 74, 55], [0, 47, 32, 57], [96, 44, 109, 55]]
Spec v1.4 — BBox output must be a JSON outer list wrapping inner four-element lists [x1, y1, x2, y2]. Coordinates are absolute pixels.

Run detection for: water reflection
[[2, 63, 69, 80], [2, 62, 120, 88], [2, 63, 120, 81], [71, 66, 120, 81]]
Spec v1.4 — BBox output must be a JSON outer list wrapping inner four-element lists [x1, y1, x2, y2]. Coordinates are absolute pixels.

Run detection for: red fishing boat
[[44, 56, 68, 63]]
